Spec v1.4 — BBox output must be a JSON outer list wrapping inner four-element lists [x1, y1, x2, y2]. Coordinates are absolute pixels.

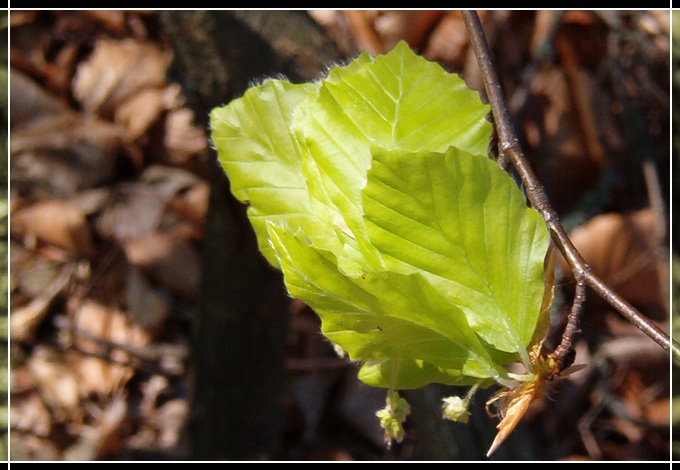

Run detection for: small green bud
[[442, 396, 471, 423], [376, 390, 411, 446]]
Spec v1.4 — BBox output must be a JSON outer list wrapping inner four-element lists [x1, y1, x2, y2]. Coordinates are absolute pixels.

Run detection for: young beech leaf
[[293, 41, 493, 274], [210, 80, 325, 267], [267, 222, 506, 389], [210, 40, 553, 456], [363, 146, 550, 366]]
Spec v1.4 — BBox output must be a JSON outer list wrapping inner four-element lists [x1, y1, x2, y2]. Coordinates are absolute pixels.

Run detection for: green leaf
[[293, 41, 492, 271], [210, 79, 330, 267], [358, 359, 493, 390], [300, 41, 491, 155], [210, 40, 550, 389], [363, 146, 550, 364], [267, 223, 506, 389]]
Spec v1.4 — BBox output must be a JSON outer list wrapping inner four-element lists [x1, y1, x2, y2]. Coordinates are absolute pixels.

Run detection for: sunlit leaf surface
[[210, 40, 552, 453]]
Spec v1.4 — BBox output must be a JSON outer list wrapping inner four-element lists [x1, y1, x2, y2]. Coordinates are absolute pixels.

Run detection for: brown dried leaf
[[71, 300, 150, 398], [597, 335, 669, 374], [74, 299, 149, 355], [373, 11, 444, 51], [81, 10, 128, 36], [486, 376, 546, 456], [10, 434, 61, 461], [600, 337, 669, 429], [99, 306, 149, 361], [167, 180, 210, 239], [11, 263, 73, 342], [11, 113, 123, 196], [644, 10, 670, 37], [10, 299, 47, 343], [15, 256, 62, 301], [158, 108, 208, 167], [558, 11, 608, 71], [643, 397, 670, 427], [10, 392, 52, 438], [307, 10, 357, 55], [139, 164, 203, 199], [12, 107, 122, 156], [10, 240, 32, 295], [72, 38, 171, 117], [558, 209, 663, 308], [137, 375, 168, 417], [67, 187, 112, 218], [618, 371, 647, 426], [95, 183, 167, 243], [125, 267, 170, 333], [521, 67, 602, 213], [27, 347, 80, 418], [123, 233, 200, 299], [95, 166, 205, 244], [10, 68, 69, 130], [9, 13, 57, 86], [342, 10, 384, 54], [62, 394, 128, 461], [9, 11, 39, 27], [114, 87, 166, 142], [155, 399, 189, 450], [142, 165, 209, 240], [530, 11, 561, 59], [44, 41, 81, 97], [74, 355, 122, 399], [11, 200, 94, 256], [422, 12, 469, 66]]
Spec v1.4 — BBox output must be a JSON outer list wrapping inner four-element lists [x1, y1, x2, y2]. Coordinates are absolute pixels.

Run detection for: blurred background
[[8, 10, 671, 461], [672, 8, 680, 463]]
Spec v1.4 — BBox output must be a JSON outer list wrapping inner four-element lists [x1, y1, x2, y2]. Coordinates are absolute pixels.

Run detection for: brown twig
[[549, 279, 586, 374], [642, 158, 670, 317], [52, 315, 187, 378], [461, 11, 671, 365]]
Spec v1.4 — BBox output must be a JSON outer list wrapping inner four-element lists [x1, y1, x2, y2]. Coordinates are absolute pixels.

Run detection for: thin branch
[[461, 11, 672, 363], [549, 280, 586, 374], [52, 315, 187, 378], [642, 158, 670, 317]]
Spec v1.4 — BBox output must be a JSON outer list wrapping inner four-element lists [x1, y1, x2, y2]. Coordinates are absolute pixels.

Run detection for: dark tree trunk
[[158, 11, 342, 460]]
